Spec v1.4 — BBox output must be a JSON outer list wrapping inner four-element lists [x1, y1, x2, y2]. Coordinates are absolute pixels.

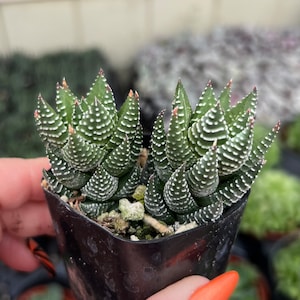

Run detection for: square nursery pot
[[44, 189, 249, 300]]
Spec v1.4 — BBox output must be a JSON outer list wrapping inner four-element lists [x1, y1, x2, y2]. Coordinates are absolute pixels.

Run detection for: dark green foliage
[[0, 50, 117, 157]]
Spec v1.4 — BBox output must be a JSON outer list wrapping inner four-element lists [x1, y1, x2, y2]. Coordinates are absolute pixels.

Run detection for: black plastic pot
[[44, 189, 249, 300]]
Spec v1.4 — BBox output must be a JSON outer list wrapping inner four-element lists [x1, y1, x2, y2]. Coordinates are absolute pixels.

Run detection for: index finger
[[0, 157, 50, 210]]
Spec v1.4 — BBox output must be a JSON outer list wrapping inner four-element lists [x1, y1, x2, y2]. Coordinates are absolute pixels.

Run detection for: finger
[[147, 275, 209, 300], [0, 202, 54, 238], [0, 157, 50, 209], [0, 233, 40, 272]]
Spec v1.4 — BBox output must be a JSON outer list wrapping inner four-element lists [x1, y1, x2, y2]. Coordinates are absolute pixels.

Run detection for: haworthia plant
[[35, 69, 280, 230]]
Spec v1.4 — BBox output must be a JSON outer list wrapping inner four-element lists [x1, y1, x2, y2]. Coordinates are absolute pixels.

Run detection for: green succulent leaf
[[55, 79, 76, 126], [188, 102, 228, 156], [166, 107, 197, 169], [76, 98, 115, 145], [82, 165, 118, 202], [151, 110, 173, 181], [102, 136, 132, 177], [80, 201, 112, 219], [47, 150, 91, 190], [218, 80, 232, 112], [172, 80, 192, 131], [35, 96, 68, 147], [217, 118, 254, 176], [163, 163, 198, 214], [227, 109, 251, 137], [144, 174, 175, 224], [112, 164, 142, 200], [86, 69, 117, 118], [129, 124, 143, 165], [249, 121, 281, 164], [179, 198, 223, 224], [190, 81, 217, 124], [106, 90, 140, 150], [187, 142, 219, 198], [214, 159, 264, 206], [225, 87, 257, 126], [62, 126, 104, 171], [42, 169, 72, 197]]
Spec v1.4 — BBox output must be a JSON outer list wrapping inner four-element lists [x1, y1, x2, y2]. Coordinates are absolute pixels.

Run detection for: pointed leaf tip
[[134, 90, 139, 100], [62, 78, 68, 89], [99, 68, 105, 76], [172, 106, 179, 116], [68, 124, 75, 134], [274, 120, 281, 132], [227, 79, 233, 88], [128, 89, 134, 98]]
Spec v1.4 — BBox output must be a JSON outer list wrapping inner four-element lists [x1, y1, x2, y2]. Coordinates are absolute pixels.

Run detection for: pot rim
[[44, 188, 249, 244]]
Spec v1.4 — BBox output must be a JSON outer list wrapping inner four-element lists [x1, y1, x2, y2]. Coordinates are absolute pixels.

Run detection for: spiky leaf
[[163, 164, 198, 214], [86, 69, 117, 118], [187, 142, 219, 198], [56, 79, 76, 126], [151, 110, 173, 181], [166, 107, 197, 169], [47, 150, 91, 189], [144, 174, 175, 223], [82, 165, 118, 202], [190, 81, 217, 124], [112, 164, 142, 200], [188, 102, 228, 156], [102, 136, 132, 177], [179, 199, 223, 224], [80, 201, 112, 219], [106, 90, 140, 150], [218, 80, 232, 112], [35, 96, 68, 147], [217, 118, 254, 176], [76, 98, 115, 145], [62, 126, 103, 171], [172, 80, 192, 131]]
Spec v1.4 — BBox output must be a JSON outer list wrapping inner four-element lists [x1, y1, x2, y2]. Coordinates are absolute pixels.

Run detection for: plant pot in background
[[44, 189, 249, 300], [227, 255, 270, 300], [269, 231, 300, 300]]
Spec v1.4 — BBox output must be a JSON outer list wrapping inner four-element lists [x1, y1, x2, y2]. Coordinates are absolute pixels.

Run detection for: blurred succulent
[[240, 169, 300, 238], [133, 27, 300, 130], [273, 234, 300, 300], [35, 70, 279, 237]]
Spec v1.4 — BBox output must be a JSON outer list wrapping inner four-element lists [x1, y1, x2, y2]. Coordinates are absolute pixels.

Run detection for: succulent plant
[[133, 27, 300, 130], [35, 69, 279, 238]]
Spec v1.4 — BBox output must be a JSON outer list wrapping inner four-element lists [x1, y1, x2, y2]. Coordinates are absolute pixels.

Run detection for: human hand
[[0, 158, 238, 300], [0, 157, 54, 272]]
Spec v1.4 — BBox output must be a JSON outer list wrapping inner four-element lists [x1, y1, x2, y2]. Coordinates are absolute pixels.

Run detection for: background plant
[[0, 50, 118, 158], [240, 169, 300, 238], [273, 235, 300, 300], [132, 27, 300, 133]]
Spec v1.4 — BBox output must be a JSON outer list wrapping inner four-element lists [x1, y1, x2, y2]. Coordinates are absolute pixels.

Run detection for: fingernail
[[189, 270, 239, 300]]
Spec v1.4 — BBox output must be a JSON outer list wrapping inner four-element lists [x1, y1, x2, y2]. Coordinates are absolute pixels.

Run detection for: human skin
[[0, 157, 209, 299]]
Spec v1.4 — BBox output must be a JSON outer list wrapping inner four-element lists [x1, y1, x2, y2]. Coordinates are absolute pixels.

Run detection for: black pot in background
[[44, 189, 249, 300], [279, 148, 300, 178]]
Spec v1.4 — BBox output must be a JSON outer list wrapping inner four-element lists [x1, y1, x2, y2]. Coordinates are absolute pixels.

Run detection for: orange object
[[189, 270, 239, 300], [27, 238, 56, 277]]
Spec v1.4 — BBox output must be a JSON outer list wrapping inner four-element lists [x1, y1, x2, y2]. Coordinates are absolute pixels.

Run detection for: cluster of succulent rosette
[[35, 69, 279, 238]]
